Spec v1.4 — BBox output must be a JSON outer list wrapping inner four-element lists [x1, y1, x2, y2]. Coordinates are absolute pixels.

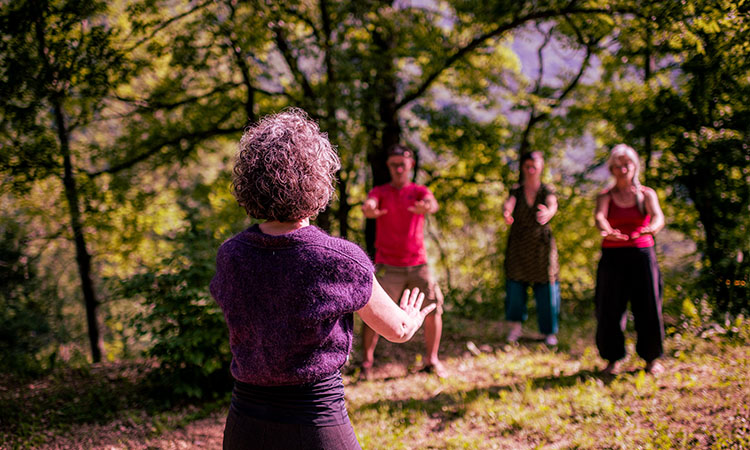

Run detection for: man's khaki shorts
[[375, 263, 443, 315]]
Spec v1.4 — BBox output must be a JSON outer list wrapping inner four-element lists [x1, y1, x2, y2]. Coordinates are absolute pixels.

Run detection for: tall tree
[[657, 3, 750, 314], [0, 0, 142, 361]]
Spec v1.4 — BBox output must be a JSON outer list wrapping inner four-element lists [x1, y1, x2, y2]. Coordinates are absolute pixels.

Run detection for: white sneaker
[[544, 334, 558, 346], [506, 322, 522, 343]]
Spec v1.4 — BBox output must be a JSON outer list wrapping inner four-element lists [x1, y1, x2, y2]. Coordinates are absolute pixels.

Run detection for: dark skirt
[[223, 408, 361, 450], [223, 372, 361, 450]]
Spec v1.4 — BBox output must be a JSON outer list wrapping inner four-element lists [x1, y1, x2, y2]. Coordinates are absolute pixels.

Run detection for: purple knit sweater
[[210, 224, 373, 386]]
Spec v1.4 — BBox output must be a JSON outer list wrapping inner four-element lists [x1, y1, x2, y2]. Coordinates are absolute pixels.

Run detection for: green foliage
[[3, 0, 750, 397], [553, 182, 601, 303], [0, 219, 54, 377], [115, 225, 232, 399], [591, 1, 750, 316], [414, 104, 514, 309], [112, 174, 246, 399], [0, 0, 150, 363], [0, 0, 138, 190]]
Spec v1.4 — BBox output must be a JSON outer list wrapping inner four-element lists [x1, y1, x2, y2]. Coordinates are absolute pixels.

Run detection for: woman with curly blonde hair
[[211, 108, 435, 449]]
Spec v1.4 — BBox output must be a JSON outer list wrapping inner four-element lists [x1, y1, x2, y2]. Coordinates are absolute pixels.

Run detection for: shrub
[[0, 219, 54, 377], [116, 224, 232, 400]]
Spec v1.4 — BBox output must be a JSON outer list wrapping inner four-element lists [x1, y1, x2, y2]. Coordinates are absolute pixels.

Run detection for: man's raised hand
[[362, 198, 388, 218]]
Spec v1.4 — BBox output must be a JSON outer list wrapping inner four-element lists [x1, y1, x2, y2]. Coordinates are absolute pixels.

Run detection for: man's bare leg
[[423, 312, 445, 377], [360, 323, 379, 379]]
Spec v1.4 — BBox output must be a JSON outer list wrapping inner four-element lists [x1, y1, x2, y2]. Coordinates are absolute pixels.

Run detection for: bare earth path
[[37, 411, 226, 450]]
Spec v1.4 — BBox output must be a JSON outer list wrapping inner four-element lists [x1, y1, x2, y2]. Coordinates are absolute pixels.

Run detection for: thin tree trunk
[[320, 0, 341, 235], [338, 176, 350, 239], [365, 24, 400, 257], [53, 99, 103, 363], [643, 27, 653, 180], [35, 4, 102, 363]]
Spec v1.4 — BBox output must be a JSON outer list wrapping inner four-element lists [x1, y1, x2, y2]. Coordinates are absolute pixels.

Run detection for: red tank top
[[602, 197, 654, 248]]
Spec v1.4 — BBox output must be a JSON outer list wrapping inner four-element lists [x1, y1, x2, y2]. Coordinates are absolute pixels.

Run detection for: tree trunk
[[643, 27, 653, 181], [53, 99, 103, 363], [365, 24, 400, 258], [338, 176, 350, 239], [320, 0, 340, 235]]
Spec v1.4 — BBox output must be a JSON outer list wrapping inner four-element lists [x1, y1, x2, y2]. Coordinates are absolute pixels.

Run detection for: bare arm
[[357, 275, 436, 343], [594, 191, 612, 233], [536, 193, 558, 225], [503, 194, 516, 225], [638, 187, 665, 235]]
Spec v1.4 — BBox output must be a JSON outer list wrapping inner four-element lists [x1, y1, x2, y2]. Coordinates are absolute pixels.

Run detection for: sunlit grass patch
[[348, 316, 750, 449]]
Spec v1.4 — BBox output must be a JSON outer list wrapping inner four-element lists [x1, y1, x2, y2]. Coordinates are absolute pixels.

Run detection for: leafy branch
[[396, 5, 625, 110]]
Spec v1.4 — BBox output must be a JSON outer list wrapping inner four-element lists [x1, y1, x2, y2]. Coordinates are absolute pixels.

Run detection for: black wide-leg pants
[[594, 246, 664, 363]]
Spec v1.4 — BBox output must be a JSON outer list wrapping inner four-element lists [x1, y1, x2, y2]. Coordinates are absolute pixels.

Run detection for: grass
[[2, 312, 749, 449], [345, 313, 750, 449]]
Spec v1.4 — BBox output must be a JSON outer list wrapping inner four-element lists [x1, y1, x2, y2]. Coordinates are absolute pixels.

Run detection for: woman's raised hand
[[399, 288, 436, 326], [630, 226, 654, 239], [601, 229, 629, 241], [536, 204, 554, 225]]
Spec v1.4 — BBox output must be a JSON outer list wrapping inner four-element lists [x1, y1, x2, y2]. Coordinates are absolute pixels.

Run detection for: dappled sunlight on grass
[[347, 317, 750, 449], [3, 316, 748, 448]]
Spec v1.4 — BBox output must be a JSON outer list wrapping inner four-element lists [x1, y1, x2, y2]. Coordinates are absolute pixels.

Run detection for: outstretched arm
[[407, 195, 439, 215], [536, 193, 558, 225], [503, 194, 516, 225], [357, 275, 436, 343], [362, 197, 388, 218], [635, 187, 665, 236]]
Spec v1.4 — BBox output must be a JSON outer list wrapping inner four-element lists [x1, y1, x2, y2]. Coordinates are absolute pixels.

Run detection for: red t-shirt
[[602, 198, 655, 248], [368, 183, 432, 266]]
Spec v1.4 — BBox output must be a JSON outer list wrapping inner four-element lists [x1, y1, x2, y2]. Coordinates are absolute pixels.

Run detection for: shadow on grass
[[0, 361, 229, 441], [529, 368, 626, 388], [355, 367, 614, 428], [349, 306, 600, 372]]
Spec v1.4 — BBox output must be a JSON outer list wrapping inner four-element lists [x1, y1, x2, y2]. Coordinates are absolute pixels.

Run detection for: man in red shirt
[[361, 144, 445, 378]]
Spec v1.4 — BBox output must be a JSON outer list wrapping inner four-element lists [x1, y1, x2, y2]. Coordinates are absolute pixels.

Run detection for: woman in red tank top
[[593, 144, 666, 375]]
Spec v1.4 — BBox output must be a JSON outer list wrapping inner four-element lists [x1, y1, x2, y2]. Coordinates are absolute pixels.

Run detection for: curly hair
[[232, 108, 340, 222]]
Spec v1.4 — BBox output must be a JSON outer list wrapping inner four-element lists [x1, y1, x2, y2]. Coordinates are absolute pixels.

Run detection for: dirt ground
[[37, 411, 226, 450]]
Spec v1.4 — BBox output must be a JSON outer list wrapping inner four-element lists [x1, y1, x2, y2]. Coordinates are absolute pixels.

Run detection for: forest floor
[[2, 314, 749, 449]]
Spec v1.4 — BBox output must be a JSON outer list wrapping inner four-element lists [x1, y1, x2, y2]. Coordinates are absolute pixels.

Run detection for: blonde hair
[[607, 144, 645, 212], [607, 144, 642, 189]]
